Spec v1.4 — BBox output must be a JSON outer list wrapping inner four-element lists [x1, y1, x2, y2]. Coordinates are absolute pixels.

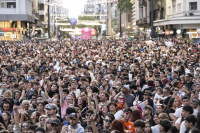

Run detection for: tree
[[117, 0, 133, 13]]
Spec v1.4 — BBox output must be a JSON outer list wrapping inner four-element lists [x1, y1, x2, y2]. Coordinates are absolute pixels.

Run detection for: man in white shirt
[[175, 106, 194, 133], [173, 96, 198, 124]]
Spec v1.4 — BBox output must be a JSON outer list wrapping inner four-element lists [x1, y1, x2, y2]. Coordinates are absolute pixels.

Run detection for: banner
[[81, 28, 92, 40]]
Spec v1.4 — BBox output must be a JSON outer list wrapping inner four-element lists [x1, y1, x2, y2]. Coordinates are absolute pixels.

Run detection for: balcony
[[38, 0, 45, 4], [139, 0, 147, 7], [136, 17, 149, 26]]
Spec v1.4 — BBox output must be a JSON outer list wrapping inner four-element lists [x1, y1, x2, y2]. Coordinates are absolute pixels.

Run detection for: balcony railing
[[136, 18, 148, 25]]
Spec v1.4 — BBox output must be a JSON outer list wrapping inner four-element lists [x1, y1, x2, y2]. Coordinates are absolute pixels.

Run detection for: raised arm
[[13, 106, 20, 125], [93, 93, 99, 113], [57, 78, 64, 107], [19, 89, 26, 102]]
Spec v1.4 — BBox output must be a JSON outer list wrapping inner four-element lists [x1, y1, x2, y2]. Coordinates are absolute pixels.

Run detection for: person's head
[[111, 120, 125, 133], [28, 125, 38, 133], [37, 96, 43, 103], [121, 85, 130, 94], [51, 83, 58, 92], [163, 87, 170, 97], [80, 91, 87, 101], [182, 96, 190, 106], [69, 113, 78, 127], [100, 92, 109, 102], [3, 90, 12, 101], [44, 118, 52, 131], [143, 105, 153, 116], [167, 97, 179, 109], [156, 104, 165, 114], [22, 100, 30, 110], [108, 102, 117, 112], [153, 113, 160, 125], [2, 101, 11, 111], [7, 124, 14, 133], [37, 102, 44, 111], [50, 119, 62, 133], [123, 108, 132, 121], [30, 111, 41, 123], [46, 104, 57, 115], [144, 121, 152, 133], [39, 115, 47, 127], [64, 95, 73, 105], [134, 120, 145, 133], [159, 120, 171, 133], [143, 90, 152, 101], [168, 126, 179, 133], [184, 115, 197, 129], [34, 127, 46, 133], [191, 99, 199, 109], [156, 87, 162, 95], [182, 106, 193, 118], [189, 129, 200, 133], [158, 113, 169, 121], [85, 126, 93, 133], [2, 112, 11, 121], [21, 122, 29, 133], [103, 113, 115, 129], [85, 110, 94, 122], [101, 105, 109, 114]]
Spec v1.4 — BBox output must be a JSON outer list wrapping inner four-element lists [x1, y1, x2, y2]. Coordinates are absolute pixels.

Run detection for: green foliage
[[117, 0, 133, 13], [111, 18, 117, 27]]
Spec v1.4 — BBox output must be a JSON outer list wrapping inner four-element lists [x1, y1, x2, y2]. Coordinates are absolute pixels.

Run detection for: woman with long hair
[[75, 97, 85, 112], [44, 118, 53, 133], [2, 112, 11, 129], [111, 120, 125, 133], [99, 104, 109, 125], [38, 115, 47, 128], [130, 109, 141, 123], [0, 115, 6, 130], [144, 121, 152, 133], [166, 98, 179, 121], [30, 111, 41, 125], [160, 71, 169, 84]]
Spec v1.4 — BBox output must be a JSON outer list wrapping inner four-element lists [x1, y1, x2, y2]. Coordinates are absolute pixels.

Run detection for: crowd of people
[[0, 38, 199, 133]]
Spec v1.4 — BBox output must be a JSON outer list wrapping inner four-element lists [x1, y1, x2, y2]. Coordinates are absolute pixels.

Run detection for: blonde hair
[[92, 80, 98, 86], [4, 90, 12, 98], [158, 113, 169, 120]]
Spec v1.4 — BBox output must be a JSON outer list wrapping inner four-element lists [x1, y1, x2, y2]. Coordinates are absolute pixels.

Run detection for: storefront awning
[[153, 16, 200, 27], [0, 14, 35, 23]]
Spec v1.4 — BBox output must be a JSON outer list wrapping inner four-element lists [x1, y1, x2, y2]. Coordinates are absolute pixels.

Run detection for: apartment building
[[154, 0, 200, 38], [0, 0, 34, 40]]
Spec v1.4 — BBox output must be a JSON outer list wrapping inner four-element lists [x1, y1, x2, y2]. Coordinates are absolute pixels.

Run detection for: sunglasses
[[104, 119, 112, 123], [22, 125, 29, 128], [86, 114, 91, 117], [51, 123, 59, 127], [125, 112, 132, 115]]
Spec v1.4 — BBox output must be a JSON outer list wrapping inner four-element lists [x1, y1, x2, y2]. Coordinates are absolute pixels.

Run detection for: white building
[[154, 0, 200, 37], [0, 0, 34, 40]]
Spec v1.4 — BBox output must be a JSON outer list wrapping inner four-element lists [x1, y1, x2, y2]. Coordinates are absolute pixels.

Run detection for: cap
[[69, 113, 78, 119], [51, 119, 61, 124], [143, 90, 152, 96], [123, 107, 132, 113], [122, 85, 130, 90], [45, 104, 57, 110]]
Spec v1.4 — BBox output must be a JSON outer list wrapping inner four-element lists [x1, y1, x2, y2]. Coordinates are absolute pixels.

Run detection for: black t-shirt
[[164, 96, 171, 105], [48, 90, 59, 98], [168, 107, 175, 114]]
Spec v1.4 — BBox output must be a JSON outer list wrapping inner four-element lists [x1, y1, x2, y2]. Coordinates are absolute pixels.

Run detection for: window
[[190, 2, 197, 10], [0, 0, 16, 8]]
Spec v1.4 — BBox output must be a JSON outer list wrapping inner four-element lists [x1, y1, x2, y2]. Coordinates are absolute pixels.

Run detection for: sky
[[62, 0, 88, 19]]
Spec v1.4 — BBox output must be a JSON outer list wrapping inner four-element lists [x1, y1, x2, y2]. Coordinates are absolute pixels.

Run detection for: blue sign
[[146, 29, 151, 32], [101, 24, 106, 31], [69, 18, 77, 26]]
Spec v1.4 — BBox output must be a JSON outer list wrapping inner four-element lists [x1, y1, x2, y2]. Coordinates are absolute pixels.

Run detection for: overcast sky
[[62, 0, 87, 19]]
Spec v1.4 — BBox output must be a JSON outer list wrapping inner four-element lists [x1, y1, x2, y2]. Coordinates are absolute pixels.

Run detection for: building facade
[[154, 0, 200, 38], [0, 0, 34, 40]]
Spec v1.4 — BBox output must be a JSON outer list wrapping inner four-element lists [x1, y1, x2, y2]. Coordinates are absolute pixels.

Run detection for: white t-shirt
[[174, 107, 198, 118], [114, 110, 123, 120], [151, 125, 160, 133], [175, 118, 186, 133]]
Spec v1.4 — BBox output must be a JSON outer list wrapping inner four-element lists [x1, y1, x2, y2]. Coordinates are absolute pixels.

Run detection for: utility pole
[[48, 0, 51, 39]]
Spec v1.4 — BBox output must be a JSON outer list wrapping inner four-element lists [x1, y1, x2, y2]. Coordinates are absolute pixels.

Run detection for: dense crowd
[[0, 38, 199, 133]]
